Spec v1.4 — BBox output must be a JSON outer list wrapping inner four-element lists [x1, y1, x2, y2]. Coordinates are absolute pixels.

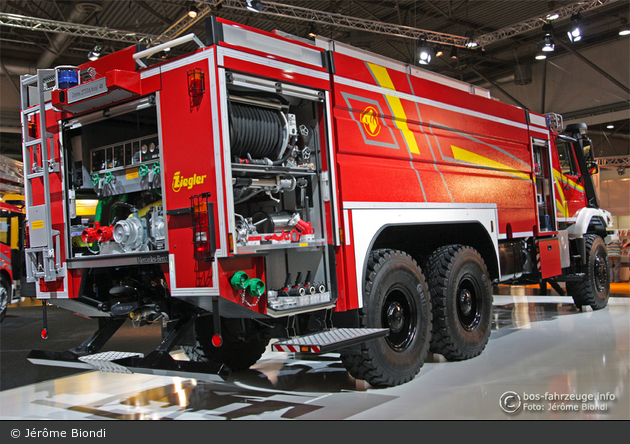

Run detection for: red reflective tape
[[312, 346, 320, 353]]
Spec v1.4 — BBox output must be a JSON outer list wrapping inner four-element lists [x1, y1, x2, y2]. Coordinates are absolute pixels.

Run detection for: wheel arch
[[0, 269, 11, 285], [363, 221, 500, 286], [567, 208, 612, 239]]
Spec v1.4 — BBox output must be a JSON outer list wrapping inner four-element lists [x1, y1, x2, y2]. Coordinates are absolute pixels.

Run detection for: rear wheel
[[0, 276, 9, 322], [567, 234, 609, 310], [183, 316, 270, 371], [341, 249, 431, 387], [426, 245, 493, 361]]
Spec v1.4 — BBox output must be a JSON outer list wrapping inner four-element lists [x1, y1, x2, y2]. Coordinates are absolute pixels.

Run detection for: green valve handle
[[246, 278, 265, 298], [139, 164, 149, 177], [229, 271, 249, 290], [91, 174, 99, 186], [153, 162, 160, 174], [103, 171, 113, 183]]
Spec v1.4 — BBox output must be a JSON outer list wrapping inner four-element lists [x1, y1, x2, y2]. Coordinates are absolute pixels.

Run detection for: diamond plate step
[[273, 328, 389, 354], [78, 351, 144, 374]]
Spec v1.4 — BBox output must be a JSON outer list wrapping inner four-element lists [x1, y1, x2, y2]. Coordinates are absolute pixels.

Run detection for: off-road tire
[[183, 316, 270, 372], [0, 276, 9, 322], [426, 245, 493, 361], [340, 249, 431, 387], [566, 234, 609, 310]]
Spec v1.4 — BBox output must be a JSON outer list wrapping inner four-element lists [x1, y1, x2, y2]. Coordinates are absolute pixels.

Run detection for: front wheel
[[341, 249, 431, 387], [567, 234, 609, 310]]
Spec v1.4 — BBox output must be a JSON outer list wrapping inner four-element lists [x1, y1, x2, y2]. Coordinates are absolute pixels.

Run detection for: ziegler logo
[[172, 171, 207, 192], [360, 106, 381, 137]]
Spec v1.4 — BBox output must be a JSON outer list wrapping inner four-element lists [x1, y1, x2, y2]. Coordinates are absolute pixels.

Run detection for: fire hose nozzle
[[288, 213, 314, 234]]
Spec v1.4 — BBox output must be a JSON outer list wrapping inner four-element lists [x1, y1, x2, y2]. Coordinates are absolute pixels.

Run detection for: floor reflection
[[1, 294, 628, 420], [491, 300, 581, 338]]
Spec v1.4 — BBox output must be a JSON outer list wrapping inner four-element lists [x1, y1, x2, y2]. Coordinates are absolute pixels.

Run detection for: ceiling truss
[[0, 0, 622, 50], [475, 0, 617, 47], [0, 11, 154, 44]]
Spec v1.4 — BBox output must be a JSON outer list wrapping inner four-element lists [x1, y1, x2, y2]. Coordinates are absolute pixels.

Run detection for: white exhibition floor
[[1, 294, 629, 420]]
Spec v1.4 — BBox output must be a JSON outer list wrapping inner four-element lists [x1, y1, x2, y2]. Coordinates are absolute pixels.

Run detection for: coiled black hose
[[229, 102, 285, 160]]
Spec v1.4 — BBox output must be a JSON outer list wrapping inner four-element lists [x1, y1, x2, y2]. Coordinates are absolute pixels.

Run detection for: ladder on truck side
[[20, 69, 62, 283]]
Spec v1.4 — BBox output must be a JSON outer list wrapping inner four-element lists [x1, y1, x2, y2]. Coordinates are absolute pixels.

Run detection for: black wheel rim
[[594, 251, 608, 293], [456, 275, 482, 331], [381, 286, 417, 351]]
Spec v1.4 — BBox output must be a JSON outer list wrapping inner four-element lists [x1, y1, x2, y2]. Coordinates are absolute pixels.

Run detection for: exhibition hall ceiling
[[0, 0, 628, 158]]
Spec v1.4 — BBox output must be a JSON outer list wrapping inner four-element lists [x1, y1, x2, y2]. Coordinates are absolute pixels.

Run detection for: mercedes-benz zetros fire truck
[[21, 17, 612, 387]]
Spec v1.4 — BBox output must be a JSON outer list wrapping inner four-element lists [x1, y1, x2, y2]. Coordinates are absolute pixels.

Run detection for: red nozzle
[[96, 225, 114, 242], [294, 218, 313, 234], [81, 222, 101, 244]]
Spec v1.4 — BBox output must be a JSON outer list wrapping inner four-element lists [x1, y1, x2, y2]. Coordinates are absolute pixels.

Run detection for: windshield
[[555, 137, 577, 176]]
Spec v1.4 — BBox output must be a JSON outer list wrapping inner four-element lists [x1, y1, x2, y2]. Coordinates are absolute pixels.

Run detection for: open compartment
[[223, 73, 334, 313], [62, 96, 166, 261]]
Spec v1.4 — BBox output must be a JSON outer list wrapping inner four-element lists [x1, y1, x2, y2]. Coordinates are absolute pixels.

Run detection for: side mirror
[[587, 161, 599, 175]]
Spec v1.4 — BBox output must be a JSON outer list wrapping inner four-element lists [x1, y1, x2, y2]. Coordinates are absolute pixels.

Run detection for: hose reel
[[229, 102, 286, 160]]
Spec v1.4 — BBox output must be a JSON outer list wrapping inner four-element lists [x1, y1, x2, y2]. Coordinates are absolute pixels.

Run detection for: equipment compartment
[[224, 74, 334, 312], [63, 97, 165, 260]]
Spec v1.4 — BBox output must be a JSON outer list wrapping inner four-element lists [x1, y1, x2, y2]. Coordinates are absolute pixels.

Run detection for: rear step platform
[[273, 328, 389, 354], [27, 349, 230, 382], [26, 314, 230, 382]]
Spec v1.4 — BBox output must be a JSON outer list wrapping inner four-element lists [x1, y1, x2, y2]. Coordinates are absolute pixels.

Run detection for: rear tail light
[[28, 118, 37, 138], [24, 224, 30, 249], [191, 193, 216, 261]]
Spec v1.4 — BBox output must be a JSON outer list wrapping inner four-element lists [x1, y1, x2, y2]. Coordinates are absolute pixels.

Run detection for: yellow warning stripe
[[555, 189, 568, 218], [451, 145, 532, 182], [553, 168, 584, 192], [366, 63, 420, 154], [552, 169, 569, 218]]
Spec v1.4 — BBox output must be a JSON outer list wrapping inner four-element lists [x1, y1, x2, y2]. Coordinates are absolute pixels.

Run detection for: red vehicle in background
[[0, 200, 34, 321], [19, 17, 612, 386]]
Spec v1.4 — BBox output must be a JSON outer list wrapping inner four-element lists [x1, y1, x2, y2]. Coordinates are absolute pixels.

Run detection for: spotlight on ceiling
[[450, 46, 458, 59], [568, 13, 582, 42], [246, 0, 264, 12], [535, 52, 547, 60], [188, 4, 198, 19], [434, 45, 443, 57], [546, 13, 560, 21], [619, 18, 630, 36], [418, 39, 433, 65], [541, 27, 555, 52], [607, 124, 614, 129], [87, 45, 102, 61], [464, 30, 478, 48], [308, 25, 317, 38]]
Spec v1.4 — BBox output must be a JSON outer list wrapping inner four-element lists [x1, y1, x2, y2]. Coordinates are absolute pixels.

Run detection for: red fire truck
[[21, 17, 612, 387], [0, 200, 33, 321]]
